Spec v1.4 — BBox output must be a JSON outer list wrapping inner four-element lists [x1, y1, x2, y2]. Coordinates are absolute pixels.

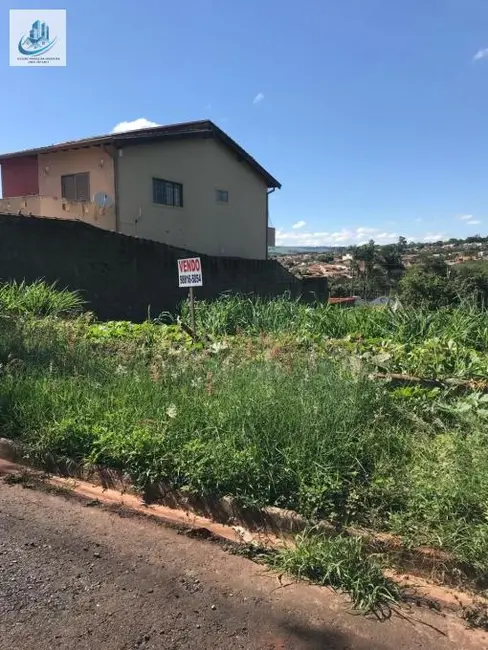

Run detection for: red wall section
[[1, 156, 39, 197]]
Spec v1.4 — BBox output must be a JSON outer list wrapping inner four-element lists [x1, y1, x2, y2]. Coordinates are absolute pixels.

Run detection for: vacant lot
[[1, 283, 488, 603]]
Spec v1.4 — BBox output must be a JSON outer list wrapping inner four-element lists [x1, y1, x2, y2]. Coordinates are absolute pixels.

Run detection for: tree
[[397, 236, 408, 253], [452, 262, 488, 307], [351, 241, 376, 298], [377, 244, 404, 284], [417, 254, 449, 276], [398, 264, 457, 309], [316, 253, 334, 263]]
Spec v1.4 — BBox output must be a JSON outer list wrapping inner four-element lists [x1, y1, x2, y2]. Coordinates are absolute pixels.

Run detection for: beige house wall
[[38, 147, 115, 202], [3, 146, 119, 230], [116, 138, 268, 259], [0, 145, 116, 231], [0, 194, 116, 230]]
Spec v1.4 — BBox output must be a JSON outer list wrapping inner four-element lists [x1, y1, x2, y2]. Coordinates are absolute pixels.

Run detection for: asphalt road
[[0, 473, 485, 650]]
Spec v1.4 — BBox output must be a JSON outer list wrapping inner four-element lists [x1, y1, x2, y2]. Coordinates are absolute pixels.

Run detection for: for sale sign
[[177, 257, 203, 288]]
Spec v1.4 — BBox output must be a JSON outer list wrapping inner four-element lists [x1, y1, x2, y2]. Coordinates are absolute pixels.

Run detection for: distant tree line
[[329, 236, 488, 308]]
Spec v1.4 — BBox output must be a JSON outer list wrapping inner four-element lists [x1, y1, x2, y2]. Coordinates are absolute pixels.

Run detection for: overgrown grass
[[184, 294, 488, 349], [2, 284, 488, 588], [270, 529, 400, 613], [0, 318, 403, 519], [180, 295, 488, 379]]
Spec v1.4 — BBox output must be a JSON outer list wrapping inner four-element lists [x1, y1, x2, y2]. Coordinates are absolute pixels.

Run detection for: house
[[0, 120, 280, 260]]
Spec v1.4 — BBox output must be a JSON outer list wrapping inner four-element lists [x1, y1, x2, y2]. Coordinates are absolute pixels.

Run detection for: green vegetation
[[328, 237, 406, 299], [270, 530, 400, 612], [0, 279, 84, 317], [3, 282, 488, 600], [181, 295, 488, 380], [184, 294, 487, 344], [398, 258, 488, 310]]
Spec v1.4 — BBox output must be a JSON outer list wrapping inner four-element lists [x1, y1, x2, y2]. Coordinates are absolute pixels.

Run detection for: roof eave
[[0, 119, 281, 189], [210, 124, 281, 189]]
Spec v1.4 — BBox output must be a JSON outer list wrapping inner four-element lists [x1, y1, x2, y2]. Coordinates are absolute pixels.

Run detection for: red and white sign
[[177, 257, 203, 288]]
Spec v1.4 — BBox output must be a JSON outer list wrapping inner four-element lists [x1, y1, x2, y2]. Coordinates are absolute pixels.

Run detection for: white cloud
[[111, 118, 160, 134], [415, 218, 423, 222], [292, 220, 306, 229], [275, 226, 455, 247], [457, 214, 482, 225], [356, 227, 377, 235], [275, 227, 399, 247], [422, 232, 447, 243], [253, 92, 264, 105], [473, 48, 488, 61]]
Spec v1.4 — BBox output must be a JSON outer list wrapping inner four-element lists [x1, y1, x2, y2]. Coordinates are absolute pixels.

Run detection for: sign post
[[177, 257, 203, 339], [189, 286, 196, 339]]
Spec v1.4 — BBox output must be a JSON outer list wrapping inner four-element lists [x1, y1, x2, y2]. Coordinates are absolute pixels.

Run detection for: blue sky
[[2, 0, 488, 245]]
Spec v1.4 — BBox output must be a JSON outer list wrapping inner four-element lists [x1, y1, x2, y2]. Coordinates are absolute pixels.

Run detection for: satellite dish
[[93, 192, 115, 208]]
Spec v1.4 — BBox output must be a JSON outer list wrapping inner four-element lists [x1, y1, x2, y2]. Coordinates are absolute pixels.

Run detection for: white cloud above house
[[292, 220, 306, 229], [473, 48, 488, 61], [111, 118, 160, 134], [458, 214, 474, 221], [466, 219, 481, 225], [252, 92, 264, 105]]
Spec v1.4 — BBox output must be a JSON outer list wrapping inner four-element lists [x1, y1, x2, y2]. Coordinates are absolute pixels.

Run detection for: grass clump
[[270, 529, 400, 613], [0, 280, 83, 317]]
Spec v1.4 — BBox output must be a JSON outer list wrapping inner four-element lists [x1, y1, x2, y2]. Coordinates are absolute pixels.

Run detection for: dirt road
[[0, 473, 486, 650]]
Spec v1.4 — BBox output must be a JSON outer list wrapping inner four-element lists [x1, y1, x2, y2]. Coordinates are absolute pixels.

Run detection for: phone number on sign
[[180, 273, 202, 286]]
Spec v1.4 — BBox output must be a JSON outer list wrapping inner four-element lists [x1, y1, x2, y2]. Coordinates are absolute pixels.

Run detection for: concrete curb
[[0, 437, 480, 590]]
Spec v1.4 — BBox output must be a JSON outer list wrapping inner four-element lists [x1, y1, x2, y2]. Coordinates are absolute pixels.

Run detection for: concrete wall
[[38, 147, 115, 202], [0, 214, 327, 321], [1, 156, 39, 197], [0, 195, 116, 231], [117, 138, 269, 259]]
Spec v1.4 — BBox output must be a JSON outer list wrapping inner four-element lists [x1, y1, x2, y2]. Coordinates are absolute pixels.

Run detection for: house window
[[61, 172, 90, 202], [216, 189, 229, 203], [153, 178, 183, 207]]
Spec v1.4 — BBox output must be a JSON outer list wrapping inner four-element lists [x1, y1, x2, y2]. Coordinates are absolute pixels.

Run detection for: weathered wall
[[0, 214, 327, 321], [0, 196, 116, 231], [38, 146, 115, 203], [1, 156, 39, 197], [117, 138, 269, 260]]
